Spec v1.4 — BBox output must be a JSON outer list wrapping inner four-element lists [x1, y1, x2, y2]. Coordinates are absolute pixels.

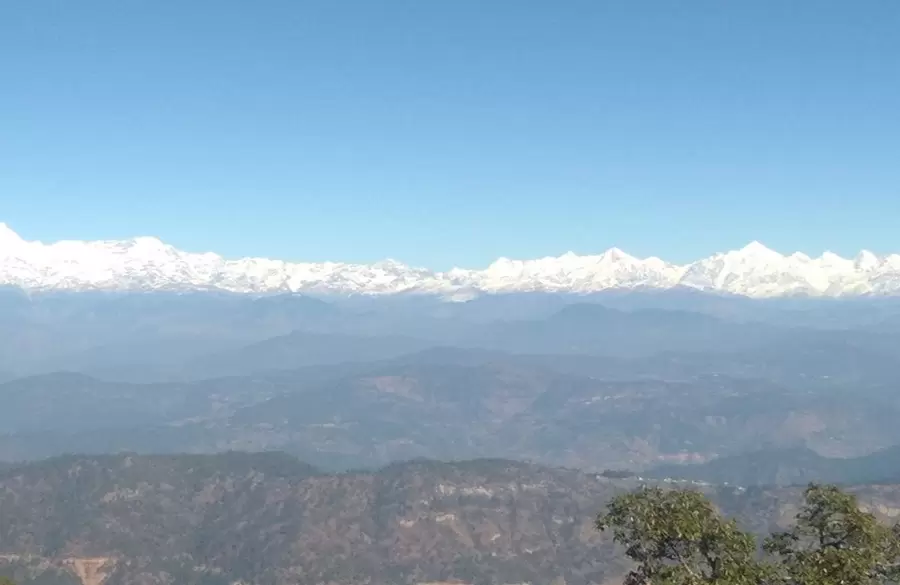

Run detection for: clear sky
[[1, 1, 898, 269]]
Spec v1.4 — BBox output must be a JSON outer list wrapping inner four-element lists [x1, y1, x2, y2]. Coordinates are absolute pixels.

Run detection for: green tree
[[596, 486, 768, 585], [0, 577, 15, 585], [764, 483, 900, 585], [599, 483, 900, 585]]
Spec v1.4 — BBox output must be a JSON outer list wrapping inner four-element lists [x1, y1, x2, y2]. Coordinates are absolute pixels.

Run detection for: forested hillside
[[4, 453, 900, 585]]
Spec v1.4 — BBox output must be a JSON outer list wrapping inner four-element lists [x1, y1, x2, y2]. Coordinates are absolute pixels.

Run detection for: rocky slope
[[3, 453, 900, 585], [0, 453, 628, 585]]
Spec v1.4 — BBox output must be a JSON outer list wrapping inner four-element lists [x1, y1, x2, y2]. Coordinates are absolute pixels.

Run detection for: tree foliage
[[597, 487, 768, 585], [764, 484, 900, 585], [598, 483, 900, 585]]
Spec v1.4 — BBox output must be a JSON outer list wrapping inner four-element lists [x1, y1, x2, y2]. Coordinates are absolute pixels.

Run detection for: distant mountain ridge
[[3, 223, 900, 297], [4, 339, 900, 471], [647, 445, 900, 487]]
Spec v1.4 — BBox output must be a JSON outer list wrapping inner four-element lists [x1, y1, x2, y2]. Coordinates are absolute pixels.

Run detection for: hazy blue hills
[[3, 344, 900, 473], [648, 444, 900, 487], [2, 290, 900, 484]]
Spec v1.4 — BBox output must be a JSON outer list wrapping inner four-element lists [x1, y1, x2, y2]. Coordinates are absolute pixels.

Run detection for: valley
[[6, 3, 898, 583], [1, 289, 899, 584]]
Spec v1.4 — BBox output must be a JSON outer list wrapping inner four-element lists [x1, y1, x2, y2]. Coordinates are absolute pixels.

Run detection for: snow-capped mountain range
[[2, 223, 900, 298]]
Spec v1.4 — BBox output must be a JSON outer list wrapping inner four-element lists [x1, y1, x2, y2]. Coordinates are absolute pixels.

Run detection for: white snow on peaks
[[0, 223, 899, 297], [454, 249, 684, 293], [0, 223, 24, 245]]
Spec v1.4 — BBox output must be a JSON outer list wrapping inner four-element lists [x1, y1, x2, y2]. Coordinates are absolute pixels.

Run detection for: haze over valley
[[2, 266, 900, 474], [5, 1, 900, 583], [3, 227, 900, 584]]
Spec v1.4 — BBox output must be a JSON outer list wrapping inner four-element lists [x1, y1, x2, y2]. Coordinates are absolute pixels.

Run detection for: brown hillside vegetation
[[3, 453, 900, 585]]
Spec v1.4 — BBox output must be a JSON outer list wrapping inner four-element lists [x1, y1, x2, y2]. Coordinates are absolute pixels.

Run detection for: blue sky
[[1, 1, 898, 269]]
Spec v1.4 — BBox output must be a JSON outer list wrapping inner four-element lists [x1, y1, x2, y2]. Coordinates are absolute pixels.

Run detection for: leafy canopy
[[765, 484, 900, 585], [598, 483, 900, 585], [597, 487, 767, 585]]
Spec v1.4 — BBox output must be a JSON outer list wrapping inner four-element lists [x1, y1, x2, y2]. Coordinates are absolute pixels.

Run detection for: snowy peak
[[0, 223, 26, 247], [599, 247, 633, 263], [855, 250, 881, 271], [736, 240, 781, 259], [0, 224, 899, 298], [461, 248, 683, 293]]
